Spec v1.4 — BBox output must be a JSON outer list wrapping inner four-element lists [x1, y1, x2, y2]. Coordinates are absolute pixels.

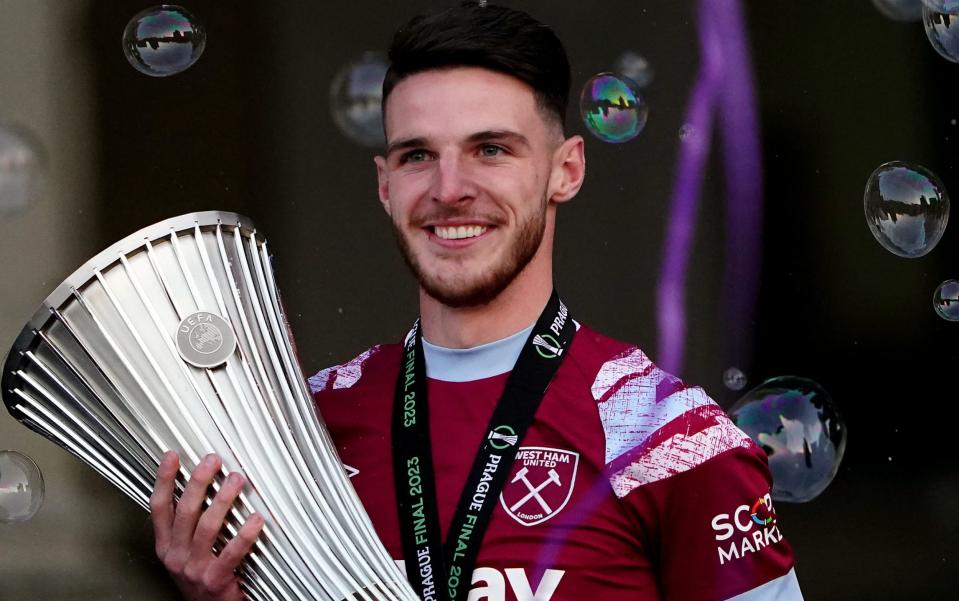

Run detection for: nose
[[430, 153, 476, 205]]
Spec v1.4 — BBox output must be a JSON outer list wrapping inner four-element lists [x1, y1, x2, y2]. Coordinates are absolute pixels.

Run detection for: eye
[[400, 149, 431, 164], [480, 144, 505, 158]]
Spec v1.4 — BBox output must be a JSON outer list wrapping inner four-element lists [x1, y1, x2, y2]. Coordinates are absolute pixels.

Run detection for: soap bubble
[[723, 367, 748, 391], [924, 8, 959, 62], [728, 376, 846, 503], [0, 450, 44, 523], [330, 52, 388, 148], [613, 51, 654, 88], [873, 0, 924, 21], [934, 279, 959, 320], [922, 0, 959, 13], [122, 5, 205, 77], [0, 124, 46, 215], [864, 161, 949, 258], [579, 73, 648, 144]]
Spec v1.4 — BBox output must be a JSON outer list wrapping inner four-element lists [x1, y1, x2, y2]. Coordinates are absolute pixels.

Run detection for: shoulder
[[308, 342, 403, 395], [570, 324, 756, 496], [575, 330, 802, 601]]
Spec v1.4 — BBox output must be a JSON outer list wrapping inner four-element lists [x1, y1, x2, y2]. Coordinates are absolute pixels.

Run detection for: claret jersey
[[311, 323, 803, 601]]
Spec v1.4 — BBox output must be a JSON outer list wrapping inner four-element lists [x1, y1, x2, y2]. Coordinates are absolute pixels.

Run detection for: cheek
[[393, 172, 432, 202], [524, 163, 549, 197], [491, 170, 540, 202], [386, 181, 420, 216]]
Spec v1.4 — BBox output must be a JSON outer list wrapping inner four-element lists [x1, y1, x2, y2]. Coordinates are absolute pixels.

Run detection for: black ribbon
[[392, 291, 576, 601]]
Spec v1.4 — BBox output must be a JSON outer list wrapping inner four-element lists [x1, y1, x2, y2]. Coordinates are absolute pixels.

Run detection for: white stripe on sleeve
[[725, 568, 804, 601]]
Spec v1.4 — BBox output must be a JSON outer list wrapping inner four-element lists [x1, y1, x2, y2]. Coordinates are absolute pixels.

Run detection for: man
[[151, 3, 804, 600]]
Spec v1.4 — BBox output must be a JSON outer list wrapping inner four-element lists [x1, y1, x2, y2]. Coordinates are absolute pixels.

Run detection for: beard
[[391, 197, 547, 308]]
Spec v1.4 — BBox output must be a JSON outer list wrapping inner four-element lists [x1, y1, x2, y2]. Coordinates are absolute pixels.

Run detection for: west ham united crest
[[500, 446, 579, 527]]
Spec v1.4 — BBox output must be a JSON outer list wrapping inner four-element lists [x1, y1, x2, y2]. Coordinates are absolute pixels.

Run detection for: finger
[[190, 471, 245, 559], [170, 453, 222, 552], [206, 513, 264, 591], [150, 450, 180, 555]]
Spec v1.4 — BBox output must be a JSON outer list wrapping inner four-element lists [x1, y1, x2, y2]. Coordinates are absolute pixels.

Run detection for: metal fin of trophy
[[1, 212, 418, 601]]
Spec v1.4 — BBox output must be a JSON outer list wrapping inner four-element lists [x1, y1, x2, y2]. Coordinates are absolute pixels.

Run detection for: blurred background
[[1, 0, 957, 599]]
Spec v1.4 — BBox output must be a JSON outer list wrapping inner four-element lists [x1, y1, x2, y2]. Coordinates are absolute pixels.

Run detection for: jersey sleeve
[[591, 346, 802, 600], [611, 401, 802, 600], [309, 345, 383, 396]]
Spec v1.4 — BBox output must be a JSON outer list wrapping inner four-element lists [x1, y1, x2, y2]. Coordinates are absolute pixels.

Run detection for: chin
[[394, 215, 545, 309], [421, 271, 513, 308]]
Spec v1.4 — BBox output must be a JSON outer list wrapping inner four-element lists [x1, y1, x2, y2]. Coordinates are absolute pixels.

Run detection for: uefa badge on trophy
[[1, 211, 419, 600]]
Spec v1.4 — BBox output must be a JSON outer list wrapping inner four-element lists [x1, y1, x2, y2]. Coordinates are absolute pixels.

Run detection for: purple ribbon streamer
[[716, 0, 763, 370], [532, 0, 765, 577], [656, 0, 763, 375], [655, 0, 724, 373]]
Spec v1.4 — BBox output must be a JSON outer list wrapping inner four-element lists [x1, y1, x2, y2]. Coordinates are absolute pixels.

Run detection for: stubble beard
[[392, 197, 547, 308]]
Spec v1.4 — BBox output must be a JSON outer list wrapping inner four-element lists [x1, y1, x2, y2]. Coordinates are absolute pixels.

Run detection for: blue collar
[[421, 324, 535, 382]]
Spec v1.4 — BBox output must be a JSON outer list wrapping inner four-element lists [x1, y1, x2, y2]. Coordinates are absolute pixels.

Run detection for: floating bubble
[[864, 161, 949, 258], [0, 450, 44, 523], [0, 124, 45, 215], [923, 8, 959, 62], [873, 0, 924, 21], [723, 367, 748, 391], [579, 73, 648, 144], [679, 124, 697, 143], [122, 5, 205, 77], [934, 279, 959, 320], [330, 52, 388, 148], [922, 0, 959, 13], [728, 376, 846, 503], [613, 51, 654, 88]]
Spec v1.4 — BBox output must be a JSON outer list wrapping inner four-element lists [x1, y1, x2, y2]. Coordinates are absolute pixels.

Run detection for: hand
[[151, 451, 264, 601]]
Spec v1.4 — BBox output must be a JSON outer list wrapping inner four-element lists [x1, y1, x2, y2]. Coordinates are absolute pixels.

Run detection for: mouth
[[431, 224, 489, 240]]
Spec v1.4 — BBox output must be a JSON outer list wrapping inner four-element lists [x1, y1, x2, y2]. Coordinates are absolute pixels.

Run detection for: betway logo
[[396, 561, 564, 600]]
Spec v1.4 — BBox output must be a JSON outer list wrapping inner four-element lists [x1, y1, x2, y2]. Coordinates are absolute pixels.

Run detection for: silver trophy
[[2, 211, 418, 601]]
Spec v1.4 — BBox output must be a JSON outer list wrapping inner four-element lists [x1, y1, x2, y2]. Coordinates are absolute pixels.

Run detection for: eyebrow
[[385, 130, 531, 158]]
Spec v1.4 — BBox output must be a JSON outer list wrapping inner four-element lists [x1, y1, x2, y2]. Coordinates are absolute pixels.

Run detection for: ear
[[373, 155, 391, 216], [547, 134, 586, 205]]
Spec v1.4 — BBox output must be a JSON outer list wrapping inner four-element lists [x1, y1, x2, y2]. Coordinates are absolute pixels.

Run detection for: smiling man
[[374, 63, 574, 344], [152, 3, 803, 600]]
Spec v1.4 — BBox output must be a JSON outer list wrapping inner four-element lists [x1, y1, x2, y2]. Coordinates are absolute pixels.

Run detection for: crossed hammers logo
[[509, 466, 562, 514]]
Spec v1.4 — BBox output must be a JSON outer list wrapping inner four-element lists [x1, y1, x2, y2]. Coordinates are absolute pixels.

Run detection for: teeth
[[434, 225, 488, 240]]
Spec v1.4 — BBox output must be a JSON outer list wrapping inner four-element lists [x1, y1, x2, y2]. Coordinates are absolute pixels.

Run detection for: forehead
[[383, 67, 548, 143]]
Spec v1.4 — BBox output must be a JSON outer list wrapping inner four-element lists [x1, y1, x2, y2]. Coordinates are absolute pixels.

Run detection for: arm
[[150, 451, 264, 601], [592, 345, 803, 600], [618, 442, 803, 601]]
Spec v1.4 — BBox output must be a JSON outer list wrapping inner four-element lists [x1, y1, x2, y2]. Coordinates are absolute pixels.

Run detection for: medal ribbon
[[392, 291, 575, 600]]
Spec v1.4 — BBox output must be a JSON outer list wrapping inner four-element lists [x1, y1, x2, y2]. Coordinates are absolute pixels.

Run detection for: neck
[[419, 268, 553, 349]]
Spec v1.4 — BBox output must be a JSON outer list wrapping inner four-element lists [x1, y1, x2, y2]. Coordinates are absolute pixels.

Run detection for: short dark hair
[[382, 1, 571, 135]]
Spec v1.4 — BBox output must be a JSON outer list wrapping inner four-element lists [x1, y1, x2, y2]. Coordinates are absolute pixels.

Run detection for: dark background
[[14, 1, 959, 599]]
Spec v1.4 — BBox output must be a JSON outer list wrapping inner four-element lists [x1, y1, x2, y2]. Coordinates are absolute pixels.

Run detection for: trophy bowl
[[2, 211, 417, 601]]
